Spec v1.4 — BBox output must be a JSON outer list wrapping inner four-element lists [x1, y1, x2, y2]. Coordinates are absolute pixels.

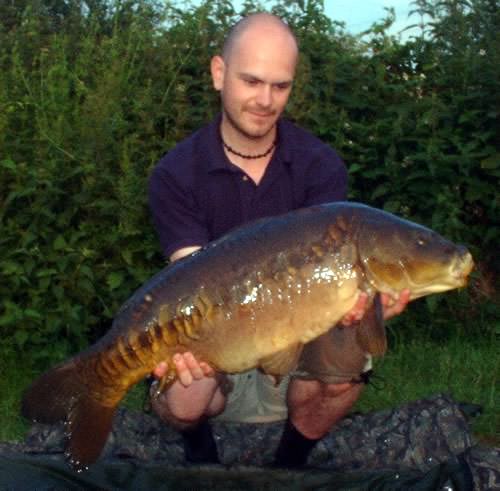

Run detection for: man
[[148, 12, 409, 467]]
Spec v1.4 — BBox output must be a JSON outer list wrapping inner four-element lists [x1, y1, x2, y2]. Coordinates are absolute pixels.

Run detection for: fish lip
[[451, 251, 474, 283]]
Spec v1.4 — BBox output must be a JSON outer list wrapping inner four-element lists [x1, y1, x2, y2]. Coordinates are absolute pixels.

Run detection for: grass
[[1, 330, 498, 446], [357, 333, 499, 445], [0, 354, 38, 442]]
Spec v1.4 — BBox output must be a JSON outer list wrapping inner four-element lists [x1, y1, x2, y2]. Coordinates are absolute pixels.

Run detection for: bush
[[0, 0, 498, 361]]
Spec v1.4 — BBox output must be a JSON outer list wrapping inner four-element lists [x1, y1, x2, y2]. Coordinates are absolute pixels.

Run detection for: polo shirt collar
[[205, 114, 229, 173], [274, 118, 293, 165]]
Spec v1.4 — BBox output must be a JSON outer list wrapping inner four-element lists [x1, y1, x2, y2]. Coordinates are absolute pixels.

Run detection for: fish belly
[[184, 264, 360, 374]]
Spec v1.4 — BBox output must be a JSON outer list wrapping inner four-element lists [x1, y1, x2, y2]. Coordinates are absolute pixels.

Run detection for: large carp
[[21, 202, 473, 469]]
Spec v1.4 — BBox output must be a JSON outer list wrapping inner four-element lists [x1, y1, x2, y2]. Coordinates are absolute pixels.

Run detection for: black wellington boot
[[273, 418, 319, 468], [181, 420, 220, 464]]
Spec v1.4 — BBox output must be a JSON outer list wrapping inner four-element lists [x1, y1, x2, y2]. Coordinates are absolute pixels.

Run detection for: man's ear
[[211, 55, 225, 91]]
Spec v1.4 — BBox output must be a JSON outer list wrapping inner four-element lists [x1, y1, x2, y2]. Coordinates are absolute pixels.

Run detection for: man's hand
[[380, 289, 411, 320], [340, 289, 411, 326], [153, 352, 215, 387], [151, 353, 224, 427]]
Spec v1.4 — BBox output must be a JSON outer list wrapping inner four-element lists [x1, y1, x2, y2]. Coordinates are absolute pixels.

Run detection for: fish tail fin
[[21, 360, 117, 469], [65, 393, 116, 469], [21, 361, 82, 423]]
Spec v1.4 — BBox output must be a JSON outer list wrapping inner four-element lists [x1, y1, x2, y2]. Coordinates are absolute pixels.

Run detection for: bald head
[[222, 13, 299, 64], [211, 12, 298, 143]]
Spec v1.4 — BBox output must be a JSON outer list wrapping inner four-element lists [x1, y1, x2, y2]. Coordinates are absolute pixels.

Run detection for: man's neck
[[220, 118, 277, 157]]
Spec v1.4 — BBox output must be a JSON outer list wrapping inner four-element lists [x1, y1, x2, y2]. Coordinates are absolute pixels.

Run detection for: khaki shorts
[[215, 326, 373, 423], [214, 370, 290, 423]]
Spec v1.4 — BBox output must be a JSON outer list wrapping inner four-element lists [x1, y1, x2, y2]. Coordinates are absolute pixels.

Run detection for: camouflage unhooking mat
[[0, 394, 498, 490]]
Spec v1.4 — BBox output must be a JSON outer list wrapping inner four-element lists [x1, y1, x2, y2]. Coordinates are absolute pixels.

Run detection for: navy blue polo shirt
[[148, 115, 348, 259]]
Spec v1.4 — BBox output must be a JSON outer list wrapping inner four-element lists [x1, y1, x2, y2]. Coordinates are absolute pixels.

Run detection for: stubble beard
[[222, 105, 277, 142]]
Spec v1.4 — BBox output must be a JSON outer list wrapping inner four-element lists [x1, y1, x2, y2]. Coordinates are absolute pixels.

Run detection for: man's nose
[[255, 85, 272, 108]]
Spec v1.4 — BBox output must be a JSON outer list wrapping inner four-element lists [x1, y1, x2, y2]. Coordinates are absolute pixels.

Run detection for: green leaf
[[0, 159, 16, 171], [14, 330, 29, 348], [107, 271, 124, 290], [53, 235, 67, 251], [51, 284, 65, 300], [1, 261, 21, 275], [79, 265, 95, 280], [122, 250, 133, 265], [78, 278, 95, 295], [371, 184, 389, 200], [480, 154, 499, 170], [24, 309, 42, 320], [36, 268, 58, 277]]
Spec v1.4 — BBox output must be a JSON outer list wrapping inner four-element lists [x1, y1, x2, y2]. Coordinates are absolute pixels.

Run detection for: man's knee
[[204, 390, 227, 418], [151, 380, 227, 429], [287, 378, 360, 406], [321, 381, 360, 398], [150, 392, 200, 429]]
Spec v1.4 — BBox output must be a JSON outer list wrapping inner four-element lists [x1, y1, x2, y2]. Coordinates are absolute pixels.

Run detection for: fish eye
[[416, 238, 426, 246]]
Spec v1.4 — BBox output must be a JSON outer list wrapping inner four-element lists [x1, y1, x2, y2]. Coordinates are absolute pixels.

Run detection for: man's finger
[[200, 361, 215, 377], [382, 289, 411, 319], [153, 361, 168, 378], [173, 353, 193, 386], [184, 352, 205, 380], [340, 292, 368, 326]]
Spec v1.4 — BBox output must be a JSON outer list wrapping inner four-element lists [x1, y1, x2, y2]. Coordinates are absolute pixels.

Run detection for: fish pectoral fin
[[150, 369, 177, 398], [258, 343, 304, 377], [355, 293, 387, 356]]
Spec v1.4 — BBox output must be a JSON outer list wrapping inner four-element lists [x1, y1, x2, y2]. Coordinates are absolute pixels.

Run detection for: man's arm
[[148, 163, 209, 260], [170, 246, 202, 262]]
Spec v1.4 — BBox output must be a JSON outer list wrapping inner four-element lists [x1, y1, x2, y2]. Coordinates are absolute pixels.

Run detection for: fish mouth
[[408, 251, 474, 299], [459, 251, 474, 276], [449, 251, 474, 286]]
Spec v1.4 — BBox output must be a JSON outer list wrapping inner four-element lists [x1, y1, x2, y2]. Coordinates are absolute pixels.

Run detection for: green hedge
[[0, 0, 498, 362]]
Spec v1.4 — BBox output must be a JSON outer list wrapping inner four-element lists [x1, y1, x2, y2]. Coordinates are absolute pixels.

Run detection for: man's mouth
[[247, 110, 274, 118]]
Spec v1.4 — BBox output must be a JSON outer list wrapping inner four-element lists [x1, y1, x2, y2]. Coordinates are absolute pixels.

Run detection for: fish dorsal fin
[[355, 293, 387, 356], [259, 343, 304, 376]]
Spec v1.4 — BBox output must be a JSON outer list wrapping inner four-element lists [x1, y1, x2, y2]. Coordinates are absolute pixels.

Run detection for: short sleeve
[[302, 146, 348, 206], [148, 164, 209, 259]]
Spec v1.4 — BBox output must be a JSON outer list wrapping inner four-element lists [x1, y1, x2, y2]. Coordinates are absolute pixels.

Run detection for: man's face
[[212, 25, 297, 141]]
